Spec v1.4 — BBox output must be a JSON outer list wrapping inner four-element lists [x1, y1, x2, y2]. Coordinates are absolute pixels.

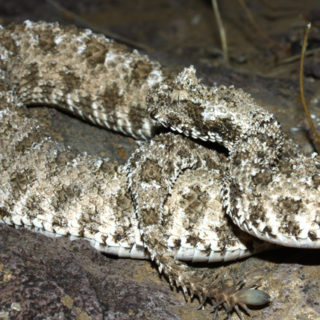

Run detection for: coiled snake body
[[1, 21, 320, 319]]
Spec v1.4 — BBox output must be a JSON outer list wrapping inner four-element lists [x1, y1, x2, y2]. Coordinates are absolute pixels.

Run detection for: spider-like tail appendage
[[205, 277, 270, 320], [158, 259, 270, 320]]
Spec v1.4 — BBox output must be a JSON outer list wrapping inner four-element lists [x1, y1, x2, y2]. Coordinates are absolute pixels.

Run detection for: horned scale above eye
[[0, 20, 319, 319]]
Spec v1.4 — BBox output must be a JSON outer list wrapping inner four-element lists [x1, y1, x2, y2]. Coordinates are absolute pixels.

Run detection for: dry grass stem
[[212, 0, 229, 64]]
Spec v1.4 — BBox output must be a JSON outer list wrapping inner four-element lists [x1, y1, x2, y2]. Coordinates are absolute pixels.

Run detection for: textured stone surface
[[0, 224, 183, 320]]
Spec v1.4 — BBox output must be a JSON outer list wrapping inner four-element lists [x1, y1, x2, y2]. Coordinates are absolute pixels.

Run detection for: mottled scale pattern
[[1, 21, 164, 139], [145, 66, 320, 247], [1, 20, 320, 319]]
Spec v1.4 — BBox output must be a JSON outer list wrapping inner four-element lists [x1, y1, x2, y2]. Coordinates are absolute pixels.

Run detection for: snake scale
[[1, 21, 320, 319]]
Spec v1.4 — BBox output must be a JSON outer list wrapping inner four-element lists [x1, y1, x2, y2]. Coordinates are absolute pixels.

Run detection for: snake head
[[146, 65, 267, 150]]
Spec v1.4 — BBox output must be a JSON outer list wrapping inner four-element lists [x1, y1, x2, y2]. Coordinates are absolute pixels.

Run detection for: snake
[[1, 21, 320, 319]]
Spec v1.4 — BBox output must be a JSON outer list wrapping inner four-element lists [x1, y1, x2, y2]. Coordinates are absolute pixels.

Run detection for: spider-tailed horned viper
[[1, 20, 320, 319]]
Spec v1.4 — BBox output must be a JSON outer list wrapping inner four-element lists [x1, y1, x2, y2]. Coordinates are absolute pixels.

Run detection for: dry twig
[[211, 0, 229, 64], [299, 22, 320, 151]]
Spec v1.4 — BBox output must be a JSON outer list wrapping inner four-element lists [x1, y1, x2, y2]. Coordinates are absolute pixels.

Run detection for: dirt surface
[[1, 1, 320, 319]]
